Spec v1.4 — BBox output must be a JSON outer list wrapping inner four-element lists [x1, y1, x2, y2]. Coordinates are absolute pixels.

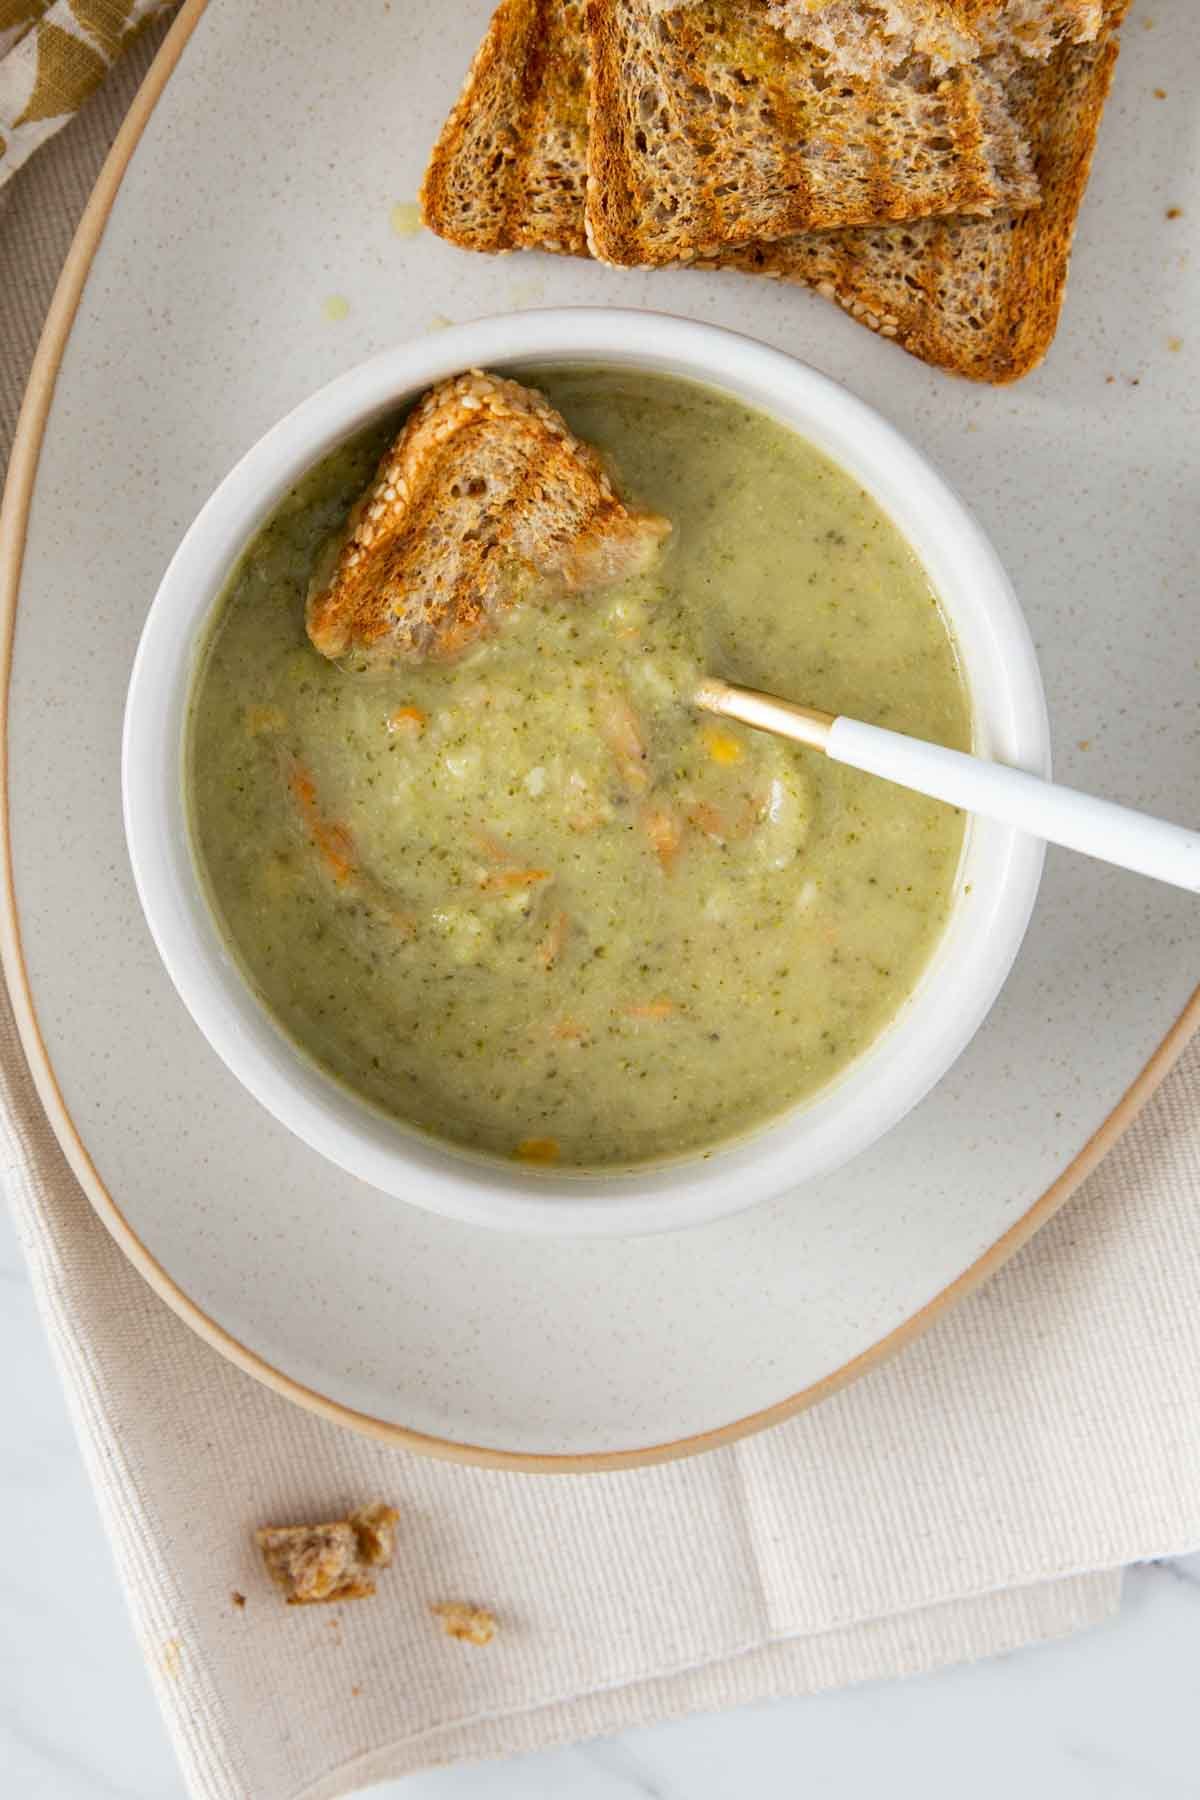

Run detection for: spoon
[[695, 678, 1200, 894]]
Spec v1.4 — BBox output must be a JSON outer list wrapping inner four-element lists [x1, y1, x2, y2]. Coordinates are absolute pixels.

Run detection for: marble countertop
[[5, 1199, 1199, 1800]]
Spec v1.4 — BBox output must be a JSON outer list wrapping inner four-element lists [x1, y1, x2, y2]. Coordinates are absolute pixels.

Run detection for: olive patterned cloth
[[0, 0, 174, 190]]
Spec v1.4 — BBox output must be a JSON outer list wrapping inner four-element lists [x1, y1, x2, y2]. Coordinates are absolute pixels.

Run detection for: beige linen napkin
[[4, 35, 1200, 1800]]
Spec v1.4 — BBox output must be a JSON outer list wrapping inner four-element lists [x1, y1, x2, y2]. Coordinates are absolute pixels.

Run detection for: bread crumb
[[161, 1639, 182, 1680], [255, 1502, 399, 1605], [1105, 374, 1115, 384], [1153, 87, 1167, 99], [431, 1603, 497, 1646], [231, 1591, 246, 1610], [426, 313, 453, 332], [1168, 338, 1183, 353], [351, 1685, 362, 1697], [1166, 207, 1183, 219], [322, 294, 350, 323], [1077, 739, 1091, 751]]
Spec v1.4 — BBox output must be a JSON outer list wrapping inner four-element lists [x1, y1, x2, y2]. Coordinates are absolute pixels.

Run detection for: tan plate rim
[[1, 0, 1196, 1474]]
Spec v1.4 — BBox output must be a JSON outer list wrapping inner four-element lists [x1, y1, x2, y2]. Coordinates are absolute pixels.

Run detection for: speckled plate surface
[[2, 0, 1196, 1466]]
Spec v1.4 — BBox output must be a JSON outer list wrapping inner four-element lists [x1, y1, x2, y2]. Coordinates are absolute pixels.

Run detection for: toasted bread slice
[[584, 0, 1040, 267], [306, 372, 669, 669], [712, 15, 1124, 381], [420, 0, 590, 256], [424, 1, 1124, 381], [423, 0, 586, 257]]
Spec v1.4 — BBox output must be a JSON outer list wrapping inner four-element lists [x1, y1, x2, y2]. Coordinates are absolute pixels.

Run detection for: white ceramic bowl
[[123, 308, 1048, 1236]]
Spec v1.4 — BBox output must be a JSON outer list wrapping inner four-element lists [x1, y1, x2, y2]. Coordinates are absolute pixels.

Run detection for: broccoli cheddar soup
[[188, 368, 970, 1170]]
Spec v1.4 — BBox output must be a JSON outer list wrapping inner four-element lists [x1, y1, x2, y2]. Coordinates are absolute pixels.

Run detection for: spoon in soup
[[695, 678, 1200, 894]]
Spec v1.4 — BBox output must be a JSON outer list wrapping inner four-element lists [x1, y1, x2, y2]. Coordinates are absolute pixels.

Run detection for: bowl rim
[[123, 306, 1048, 1235]]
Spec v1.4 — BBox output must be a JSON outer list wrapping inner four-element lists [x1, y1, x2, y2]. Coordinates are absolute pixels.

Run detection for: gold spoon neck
[[694, 678, 835, 754]]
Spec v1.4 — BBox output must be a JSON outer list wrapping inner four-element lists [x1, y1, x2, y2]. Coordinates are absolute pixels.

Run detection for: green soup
[[188, 368, 970, 1169]]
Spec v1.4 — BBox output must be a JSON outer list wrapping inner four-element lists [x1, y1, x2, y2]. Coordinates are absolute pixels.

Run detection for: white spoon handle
[[696, 681, 1200, 894], [830, 718, 1200, 893]]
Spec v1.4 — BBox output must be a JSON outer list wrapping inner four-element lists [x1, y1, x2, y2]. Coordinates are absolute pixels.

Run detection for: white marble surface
[[5, 1195, 1200, 1800]]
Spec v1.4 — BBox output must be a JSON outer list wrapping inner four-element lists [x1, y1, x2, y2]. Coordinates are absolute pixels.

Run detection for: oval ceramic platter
[[2, 0, 1196, 1468]]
